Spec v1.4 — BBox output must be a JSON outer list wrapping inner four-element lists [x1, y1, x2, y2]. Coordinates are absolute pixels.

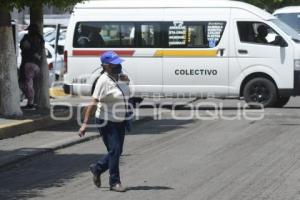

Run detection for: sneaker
[[21, 104, 36, 110], [110, 184, 126, 192], [89, 164, 101, 188]]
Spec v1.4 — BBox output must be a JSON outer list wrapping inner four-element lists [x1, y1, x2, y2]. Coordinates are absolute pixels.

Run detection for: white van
[[274, 6, 300, 34], [63, 0, 300, 107]]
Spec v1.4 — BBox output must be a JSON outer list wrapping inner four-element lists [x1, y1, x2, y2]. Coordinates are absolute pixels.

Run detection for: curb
[[49, 86, 68, 98], [0, 111, 71, 140], [0, 116, 153, 170]]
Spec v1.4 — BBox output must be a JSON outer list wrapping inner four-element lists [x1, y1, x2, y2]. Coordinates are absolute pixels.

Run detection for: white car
[[18, 27, 56, 43], [45, 42, 64, 81], [274, 6, 300, 34]]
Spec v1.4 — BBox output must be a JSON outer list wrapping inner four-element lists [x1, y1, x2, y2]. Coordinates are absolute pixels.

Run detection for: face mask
[[111, 64, 122, 75]]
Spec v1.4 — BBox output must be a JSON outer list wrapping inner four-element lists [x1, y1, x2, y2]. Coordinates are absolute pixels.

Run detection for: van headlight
[[295, 60, 300, 71]]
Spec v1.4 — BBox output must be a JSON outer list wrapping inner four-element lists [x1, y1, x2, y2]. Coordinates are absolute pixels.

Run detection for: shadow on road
[[282, 106, 300, 109], [40, 119, 80, 133], [0, 151, 102, 200], [126, 186, 174, 191]]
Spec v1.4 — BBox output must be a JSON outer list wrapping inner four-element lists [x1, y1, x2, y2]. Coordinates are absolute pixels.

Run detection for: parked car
[[274, 6, 300, 34], [18, 27, 56, 43], [45, 42, 64, 80], [18, 27, 66, 55], [48, 29, 66, 55]]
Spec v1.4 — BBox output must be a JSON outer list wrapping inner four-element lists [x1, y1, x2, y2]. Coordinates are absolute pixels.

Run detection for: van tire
[[243, 77, 277, 108], [274, 96, 290, 108]]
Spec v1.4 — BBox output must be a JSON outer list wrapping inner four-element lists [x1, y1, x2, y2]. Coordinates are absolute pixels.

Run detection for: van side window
[[138, 23, 161, 47], [74, 22, 105, 48], [73, 22, 135, 48], [167, 21, 226, 48], [237, 22, 283, 46]]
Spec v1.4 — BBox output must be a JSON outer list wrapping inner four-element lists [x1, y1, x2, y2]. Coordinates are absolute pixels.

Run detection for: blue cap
[[100, 51, 124, 65]]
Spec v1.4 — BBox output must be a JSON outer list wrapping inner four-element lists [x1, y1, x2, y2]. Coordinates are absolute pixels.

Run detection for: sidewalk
[[0, 107, 71, 140], [0, 83, 72, 140]]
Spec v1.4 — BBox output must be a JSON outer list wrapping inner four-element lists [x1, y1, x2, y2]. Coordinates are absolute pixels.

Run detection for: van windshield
[[271, 18, 300, 43]]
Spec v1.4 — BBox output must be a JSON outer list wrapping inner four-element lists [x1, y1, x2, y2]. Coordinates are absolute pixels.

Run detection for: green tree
[[240, 0, 300, 12], [0, 0, 84, 117]]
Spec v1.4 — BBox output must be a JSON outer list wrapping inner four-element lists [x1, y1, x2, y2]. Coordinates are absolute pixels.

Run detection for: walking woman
[[79, 51, 131, 192]]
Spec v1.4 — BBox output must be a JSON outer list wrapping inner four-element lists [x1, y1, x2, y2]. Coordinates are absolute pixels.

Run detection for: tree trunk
[[0, 7, 23, 118], [30, 2, 50, 112]]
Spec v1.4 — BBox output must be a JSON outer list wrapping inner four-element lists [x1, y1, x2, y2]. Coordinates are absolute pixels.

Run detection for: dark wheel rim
[[248, 82, 271, 104]]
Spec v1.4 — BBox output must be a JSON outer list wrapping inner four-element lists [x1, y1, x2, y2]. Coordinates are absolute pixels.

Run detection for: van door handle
[[238, 49, 248, 54]]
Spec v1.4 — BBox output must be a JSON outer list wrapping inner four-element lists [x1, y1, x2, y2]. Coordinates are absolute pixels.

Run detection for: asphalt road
[[1, 97, 300, 200]]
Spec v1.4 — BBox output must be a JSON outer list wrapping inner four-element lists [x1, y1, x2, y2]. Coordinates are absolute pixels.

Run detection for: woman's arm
[[78, 98, 98, 137]]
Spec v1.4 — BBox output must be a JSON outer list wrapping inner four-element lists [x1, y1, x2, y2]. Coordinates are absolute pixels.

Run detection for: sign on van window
[[167, 21, 226, 48], [207, 22, 225, 48], [168, 22, 187, 46]]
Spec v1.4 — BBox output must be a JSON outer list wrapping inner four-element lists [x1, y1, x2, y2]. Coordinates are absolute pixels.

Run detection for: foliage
[[0, 0, 85, 11], [240, 0, 300, 12]]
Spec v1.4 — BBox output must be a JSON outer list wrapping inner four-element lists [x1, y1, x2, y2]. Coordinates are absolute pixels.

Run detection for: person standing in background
[[19, 24, 44, 110]]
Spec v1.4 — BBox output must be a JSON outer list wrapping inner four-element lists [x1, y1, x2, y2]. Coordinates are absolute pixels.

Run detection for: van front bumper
[[63, 83, 92, 96], [63, 84, 72, 95]]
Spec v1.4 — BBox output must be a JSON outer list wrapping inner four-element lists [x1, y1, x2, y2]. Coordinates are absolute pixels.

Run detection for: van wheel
[[274, 96, 290, 108], [243, 77, 277, 108]]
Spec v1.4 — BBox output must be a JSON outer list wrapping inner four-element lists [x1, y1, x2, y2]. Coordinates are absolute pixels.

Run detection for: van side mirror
[[274, 36, 288, 47]]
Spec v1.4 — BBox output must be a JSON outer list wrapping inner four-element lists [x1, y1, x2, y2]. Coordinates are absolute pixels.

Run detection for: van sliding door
[[162, 8, 230, 98]]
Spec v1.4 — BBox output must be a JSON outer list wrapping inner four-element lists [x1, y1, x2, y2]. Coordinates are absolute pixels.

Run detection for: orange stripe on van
[[154, 50, 218, 57], [73, 50, 135, 57]]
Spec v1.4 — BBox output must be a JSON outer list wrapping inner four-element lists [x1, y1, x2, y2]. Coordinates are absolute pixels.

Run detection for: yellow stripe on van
[[154, 50, 218, 57]]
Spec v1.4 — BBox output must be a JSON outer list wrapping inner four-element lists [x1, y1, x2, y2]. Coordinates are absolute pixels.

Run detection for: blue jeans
[[91, 118, 125, 187]]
